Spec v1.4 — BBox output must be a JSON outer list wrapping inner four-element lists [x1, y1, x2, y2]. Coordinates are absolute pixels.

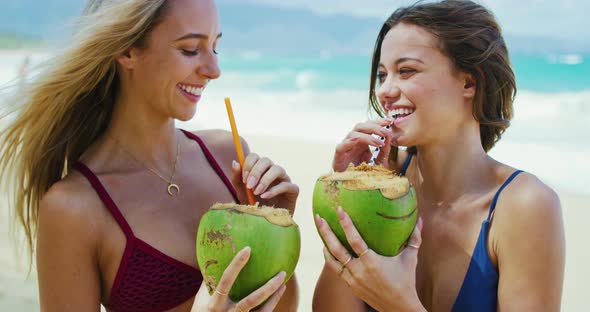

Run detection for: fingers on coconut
[[254, 165, 287, 196], [315, 214, 351, 263], [245, 156, 273, 191], [257, 285, 287, 312], [242, 153, 260, 184], [337, 207, 369, 259], [237, 271, 286, 311], [401, 218, 423, 264], [260, 181, 299, 200], [212, 247, 251, 304], [322, 247, 342, 273]]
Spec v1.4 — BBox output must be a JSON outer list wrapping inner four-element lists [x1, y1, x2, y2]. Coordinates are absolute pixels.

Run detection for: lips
[[177, 83, 205, 102]]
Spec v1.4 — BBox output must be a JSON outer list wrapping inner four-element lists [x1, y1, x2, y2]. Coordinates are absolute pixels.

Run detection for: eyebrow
[[174, 32, 222, 41], [379, 57, 424, 68]]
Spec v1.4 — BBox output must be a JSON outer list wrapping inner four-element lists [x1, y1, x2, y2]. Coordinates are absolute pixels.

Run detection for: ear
[[462, 72, 477, 99], [115, 48, 137, 70]]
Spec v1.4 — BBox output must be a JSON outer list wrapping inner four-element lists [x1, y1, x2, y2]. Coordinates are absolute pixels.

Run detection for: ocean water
[[1, 50, 589, 195]]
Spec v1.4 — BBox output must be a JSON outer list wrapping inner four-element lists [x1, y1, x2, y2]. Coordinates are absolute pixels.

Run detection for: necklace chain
[[110, 134, 181, 196]]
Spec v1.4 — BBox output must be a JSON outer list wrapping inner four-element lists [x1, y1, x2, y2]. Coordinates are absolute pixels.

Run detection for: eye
[[399, 68, 416, 78], [181, 49, 199, 56], [376, 72, 387, 84]]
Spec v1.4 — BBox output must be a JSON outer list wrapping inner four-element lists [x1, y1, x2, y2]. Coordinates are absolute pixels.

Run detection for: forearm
[[313, 268, 367, 312]]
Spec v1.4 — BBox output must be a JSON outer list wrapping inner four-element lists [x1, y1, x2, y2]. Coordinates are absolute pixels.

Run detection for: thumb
[[376, 124, 393, 167], [400, 217, 422, 263], [231, 160, 244, 187]]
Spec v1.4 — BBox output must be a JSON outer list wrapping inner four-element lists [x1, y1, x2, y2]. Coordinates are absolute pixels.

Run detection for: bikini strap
[[487, 170, 524, 221], [180, 130, 240, 203], [72, 162, 135, 238]]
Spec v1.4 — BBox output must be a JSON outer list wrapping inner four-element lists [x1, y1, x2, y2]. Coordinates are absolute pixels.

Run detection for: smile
[[390, 107, 416, 119]]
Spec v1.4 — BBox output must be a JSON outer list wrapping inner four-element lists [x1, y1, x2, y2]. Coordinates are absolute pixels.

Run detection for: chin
[[173, 107, 197, 122]]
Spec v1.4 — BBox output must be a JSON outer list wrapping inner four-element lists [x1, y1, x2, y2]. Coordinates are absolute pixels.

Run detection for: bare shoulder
[[38, 172, 106, 246], [190, 129, 250, 169], [37, 171, 104, 309], [491, 172, 565, 310], [496, 171, 562, 223], [492, 170, 564, 253]]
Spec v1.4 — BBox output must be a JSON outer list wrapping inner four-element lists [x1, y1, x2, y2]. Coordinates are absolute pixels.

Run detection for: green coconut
[[196, 203, 301, 301], [313, 163, 418, 256]]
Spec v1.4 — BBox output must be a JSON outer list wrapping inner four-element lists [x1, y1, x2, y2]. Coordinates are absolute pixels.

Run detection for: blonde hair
[[0, 0, 168, 264]]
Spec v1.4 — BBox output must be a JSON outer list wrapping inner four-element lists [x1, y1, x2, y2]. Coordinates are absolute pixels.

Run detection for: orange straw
[[225, 97, 256, 205]]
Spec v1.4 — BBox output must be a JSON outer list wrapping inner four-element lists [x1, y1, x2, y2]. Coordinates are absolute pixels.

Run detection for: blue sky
[[220, 0, 589, 42], [1, 0, 588, 54]]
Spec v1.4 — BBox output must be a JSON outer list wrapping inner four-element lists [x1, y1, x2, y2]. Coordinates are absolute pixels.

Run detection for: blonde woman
[[0, 0, 298, 311]]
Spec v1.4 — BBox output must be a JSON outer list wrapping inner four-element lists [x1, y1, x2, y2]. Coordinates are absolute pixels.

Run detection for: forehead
[[380, 23, 441, 64], [158, 0, 220, 37]]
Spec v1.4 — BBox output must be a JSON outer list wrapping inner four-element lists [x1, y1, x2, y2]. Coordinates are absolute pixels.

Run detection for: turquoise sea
[[213, 53, 590, 93], [1, 50, 589, 195]]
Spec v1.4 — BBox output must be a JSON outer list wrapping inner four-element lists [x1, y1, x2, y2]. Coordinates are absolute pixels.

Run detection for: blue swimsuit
[[368, 152, 523, 311]]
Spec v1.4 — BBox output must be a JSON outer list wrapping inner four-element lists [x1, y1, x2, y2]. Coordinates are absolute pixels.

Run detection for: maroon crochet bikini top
[[73, 130, 239, 312]]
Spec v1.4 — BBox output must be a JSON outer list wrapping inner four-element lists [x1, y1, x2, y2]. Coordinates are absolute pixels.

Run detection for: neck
[[413, 125, 496, 204], [105, 87, 179, 169]]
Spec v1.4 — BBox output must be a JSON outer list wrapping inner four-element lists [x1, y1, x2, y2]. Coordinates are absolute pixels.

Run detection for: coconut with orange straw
[[196, 97, 301, 301]]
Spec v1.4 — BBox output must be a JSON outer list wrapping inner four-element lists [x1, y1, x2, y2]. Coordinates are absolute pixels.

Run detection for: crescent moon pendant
[[167, 183, 180, 196]]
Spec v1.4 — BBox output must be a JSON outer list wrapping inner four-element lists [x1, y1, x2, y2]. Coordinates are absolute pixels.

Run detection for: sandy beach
[[0, 134, 587, 311]]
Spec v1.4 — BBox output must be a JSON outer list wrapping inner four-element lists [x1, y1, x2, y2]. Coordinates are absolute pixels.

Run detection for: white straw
[[368, 111, 394, 166]]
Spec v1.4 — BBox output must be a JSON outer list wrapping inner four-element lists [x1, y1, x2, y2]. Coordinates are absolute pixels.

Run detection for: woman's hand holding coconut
[[194, 152, 300, 312], [333, 118, 394, 172], [202, 247, 288, 312], [316, 209, 426, 312]]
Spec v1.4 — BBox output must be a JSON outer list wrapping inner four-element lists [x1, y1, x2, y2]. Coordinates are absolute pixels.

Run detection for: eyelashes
[[180, 49, 219, 56], [376, 68, 416, 83]]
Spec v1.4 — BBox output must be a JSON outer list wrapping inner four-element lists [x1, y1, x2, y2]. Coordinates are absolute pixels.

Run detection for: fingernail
[[232, 160, 240, 170], [315, 214, 322, 225], [247, 176, 257, 189], [254, 184, 264, 195], [276, 271, 287, 280], [241, 246, 251, 260], [243, 171, 249, 184], [337, 207, 345, 220], [260, 192, 269, 199]]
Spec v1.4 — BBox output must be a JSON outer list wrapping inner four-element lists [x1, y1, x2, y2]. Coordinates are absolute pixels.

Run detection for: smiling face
[[118, 0, 222, 121], [376, 23, 476, 147]]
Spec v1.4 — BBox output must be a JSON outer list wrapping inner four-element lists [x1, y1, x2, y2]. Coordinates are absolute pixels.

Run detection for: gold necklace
[[111, 135, 181, 196]]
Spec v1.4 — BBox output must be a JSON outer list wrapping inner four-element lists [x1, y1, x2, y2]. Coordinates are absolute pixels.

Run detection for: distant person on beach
[[313, 1, 564, 311], [16, 55, 31, 89], [0, 0, 299, 311], [18, 55, 30, 78]]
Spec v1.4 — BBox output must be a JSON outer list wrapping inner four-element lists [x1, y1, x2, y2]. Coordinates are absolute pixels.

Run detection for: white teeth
[[179, 84, 204, 96], [390, 107, 415, 118]]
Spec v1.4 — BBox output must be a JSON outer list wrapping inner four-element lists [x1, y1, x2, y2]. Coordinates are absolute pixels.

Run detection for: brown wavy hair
[[368, 0, 516, 162]]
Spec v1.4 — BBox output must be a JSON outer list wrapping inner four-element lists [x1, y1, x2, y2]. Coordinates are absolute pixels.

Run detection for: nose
[[198, 51, 221, 81], [376, 77, 401, 111]]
